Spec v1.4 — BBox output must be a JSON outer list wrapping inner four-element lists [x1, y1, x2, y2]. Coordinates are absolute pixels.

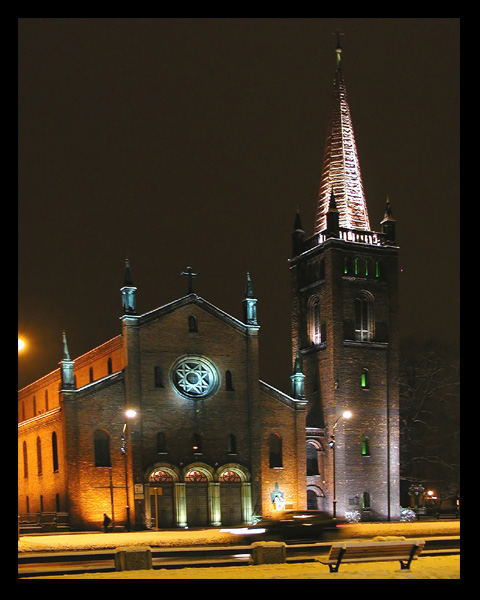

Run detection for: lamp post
[[329, 410, 352, 519], [121, 409, 137, 532]]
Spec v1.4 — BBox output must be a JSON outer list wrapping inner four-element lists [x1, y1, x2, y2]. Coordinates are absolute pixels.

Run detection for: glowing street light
[[18, 338, 26, 352], [329, 410, 353, 518], [121, 409, 137, 531]]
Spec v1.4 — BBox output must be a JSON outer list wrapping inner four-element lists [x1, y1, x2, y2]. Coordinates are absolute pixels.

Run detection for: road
[[18, 537, 459, 578]]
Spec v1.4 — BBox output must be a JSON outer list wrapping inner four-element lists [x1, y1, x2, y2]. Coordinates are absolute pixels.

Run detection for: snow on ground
[[26, 554, 460, 579], [19, 521, 460, 579]]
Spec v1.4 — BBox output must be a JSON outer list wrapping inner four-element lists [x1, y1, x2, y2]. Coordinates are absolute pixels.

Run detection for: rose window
[[171, 356, 219, 400]]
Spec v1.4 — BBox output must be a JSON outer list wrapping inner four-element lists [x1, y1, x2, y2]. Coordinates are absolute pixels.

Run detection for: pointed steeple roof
[[314, 37, 370, 234]]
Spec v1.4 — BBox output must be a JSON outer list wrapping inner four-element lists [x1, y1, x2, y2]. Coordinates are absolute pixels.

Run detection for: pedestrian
[[103, 513, 112, 532]]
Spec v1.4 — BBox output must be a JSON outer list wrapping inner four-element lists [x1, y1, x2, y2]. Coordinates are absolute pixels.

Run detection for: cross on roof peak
[[181, 266, 198, 294]]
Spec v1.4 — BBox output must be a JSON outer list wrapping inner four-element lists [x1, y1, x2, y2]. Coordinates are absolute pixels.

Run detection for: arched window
[[226, 433, 237, 454], [306, 441, 320, 475], [308, 296, 321, 345], [23, 441, 28, 479], [362, 436, 371, 457], [269, 433, 283, 468], [157, 432, 167, 454], [94, 430, 111, 467], [52, 431, 59, 472], [188, 315, 198, 332], [361, 368, 370, 389], [36, 436, 42, 476], [355, 292, 374, 342], [226, 370, 234, 391]]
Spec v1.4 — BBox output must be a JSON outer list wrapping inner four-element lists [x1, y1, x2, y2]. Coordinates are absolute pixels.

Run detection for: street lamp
[[18, 338, 26, 352], [329, 410, 352, 519], [121, 409, 137, 532]]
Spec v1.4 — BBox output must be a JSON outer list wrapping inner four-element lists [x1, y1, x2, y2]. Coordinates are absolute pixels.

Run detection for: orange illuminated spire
[[314, 35, 370, 234]]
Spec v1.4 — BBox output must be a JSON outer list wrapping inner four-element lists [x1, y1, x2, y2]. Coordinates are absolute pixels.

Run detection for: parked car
[[225, 510, 347, 543]]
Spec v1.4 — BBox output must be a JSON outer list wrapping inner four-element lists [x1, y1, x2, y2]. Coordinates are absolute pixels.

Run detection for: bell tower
[[290, 39, 400, 520]]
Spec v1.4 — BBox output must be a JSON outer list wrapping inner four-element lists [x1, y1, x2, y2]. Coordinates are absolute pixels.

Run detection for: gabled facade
[[18, 272, 306, 531]]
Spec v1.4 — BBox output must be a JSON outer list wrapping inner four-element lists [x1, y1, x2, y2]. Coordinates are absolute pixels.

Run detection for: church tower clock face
[[170, 355, 220, 400]]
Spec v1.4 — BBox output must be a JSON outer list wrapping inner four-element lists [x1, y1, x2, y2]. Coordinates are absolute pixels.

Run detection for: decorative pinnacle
[[62, 331, 71, 360], [124, 258, 133, 286]]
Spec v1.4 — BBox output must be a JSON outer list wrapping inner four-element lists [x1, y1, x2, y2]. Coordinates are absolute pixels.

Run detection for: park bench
[[317, 539, 425, 573]]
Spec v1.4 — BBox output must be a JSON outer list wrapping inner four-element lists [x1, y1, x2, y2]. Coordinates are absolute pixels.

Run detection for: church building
[[18, 40, 400, 531]]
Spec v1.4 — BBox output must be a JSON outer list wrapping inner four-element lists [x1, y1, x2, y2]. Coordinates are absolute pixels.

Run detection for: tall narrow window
[[226, 433, 237, 454], [363, 491, 371, 510], [157, 432, 167, 454], [375, 261, 381, 279], [362, 436, 370, 457], [52, 431, 59, 472], [269, 433, 283, 468], [45, 389, 49, 412], [33, 395, 37, 417], [89, 367, 94, 383], [23, 441, 28, 478], [188, 315, 198, 332], [94, 430, 111, 467], [355, 293, 374, 342], [37, 436, 42, 476], [306, 441, 320, 476], [308, 296, 321, 345], [107, 357, 113, 375], [56, 493, 61, 512], [154, 366, 164, 388], [226, 370, 234, 391], [361, 368, 370, 389]]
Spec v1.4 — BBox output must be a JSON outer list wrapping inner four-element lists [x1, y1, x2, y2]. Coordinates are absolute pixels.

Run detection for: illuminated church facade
[[18, 42, 400, 531]]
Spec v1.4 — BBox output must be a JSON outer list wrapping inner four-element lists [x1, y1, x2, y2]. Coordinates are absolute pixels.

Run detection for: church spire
[[314, 37, 370, 234]]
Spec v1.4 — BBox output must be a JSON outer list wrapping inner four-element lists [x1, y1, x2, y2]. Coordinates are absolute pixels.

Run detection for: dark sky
[[18, 18, 460, 392]]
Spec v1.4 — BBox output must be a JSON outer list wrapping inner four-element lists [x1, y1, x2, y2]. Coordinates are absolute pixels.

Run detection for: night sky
[[18, 18, 459, 392]]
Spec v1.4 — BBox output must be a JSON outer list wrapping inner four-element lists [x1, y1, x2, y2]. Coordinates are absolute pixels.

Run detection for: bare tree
[[399, 339, 460, 507]]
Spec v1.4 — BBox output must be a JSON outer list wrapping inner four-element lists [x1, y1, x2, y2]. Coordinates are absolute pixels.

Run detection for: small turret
[[291, 208, 305, 256], [243, 272, 258, 326], [381, 197, 396, 245], [326, 190, 340, 238], [59, 331, 75, 390], [290, 351, 306, 400], [121, 259, 137, 315]]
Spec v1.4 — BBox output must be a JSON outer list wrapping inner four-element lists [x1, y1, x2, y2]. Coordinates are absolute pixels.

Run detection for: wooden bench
[[317, 539, 425, 573]]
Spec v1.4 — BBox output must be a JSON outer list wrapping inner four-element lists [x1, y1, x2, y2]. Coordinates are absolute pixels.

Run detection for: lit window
[[355, 293, 374, 342], [308, 296, 322, 345], [361, 368, 370, 389], [362, 436, 370, 457], [171, 355, 219, 400]]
